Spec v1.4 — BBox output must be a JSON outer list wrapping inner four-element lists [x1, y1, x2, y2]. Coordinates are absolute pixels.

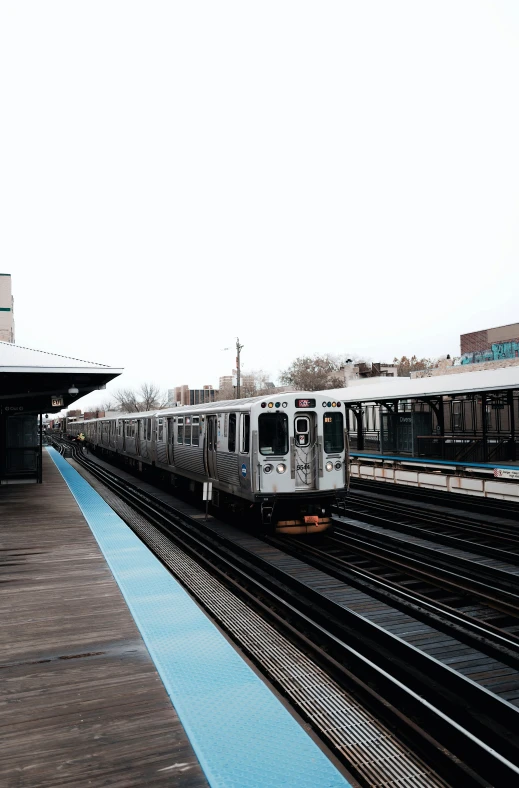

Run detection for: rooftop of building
[[323, 365, 519, 404]]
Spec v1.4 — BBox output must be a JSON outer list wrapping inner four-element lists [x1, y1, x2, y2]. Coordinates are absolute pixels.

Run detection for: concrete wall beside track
[[350, 457, 519, 501]]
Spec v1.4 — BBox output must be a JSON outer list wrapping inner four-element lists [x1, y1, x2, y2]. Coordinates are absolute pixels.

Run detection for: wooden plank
[[0, 453, 208, 787]]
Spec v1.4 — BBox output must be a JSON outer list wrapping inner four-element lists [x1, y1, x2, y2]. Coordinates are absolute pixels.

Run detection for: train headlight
[[263, 463, 273, 474], [325, 461, 334, 472], [335, 461, 342, 471], [276, 463, 286, 474]]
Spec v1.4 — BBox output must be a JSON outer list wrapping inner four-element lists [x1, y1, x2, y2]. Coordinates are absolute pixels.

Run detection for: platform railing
[[416, 436, 515, 463]]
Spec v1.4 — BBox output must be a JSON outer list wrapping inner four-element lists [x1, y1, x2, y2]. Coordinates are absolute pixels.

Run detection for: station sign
[[51, 396, 64, 407], [494, 468, 519, 480]]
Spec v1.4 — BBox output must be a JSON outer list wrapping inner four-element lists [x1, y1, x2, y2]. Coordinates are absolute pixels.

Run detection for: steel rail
[[326, 528, 519, 620], [349, 489, 519, 537], [266, 535, 519, 669], [333, 514, 519, 594], [342, 494, 519, 557]]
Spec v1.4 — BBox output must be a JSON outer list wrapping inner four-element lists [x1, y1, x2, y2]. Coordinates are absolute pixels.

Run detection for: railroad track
[[269, 531, 519, 683], [337, 490, 519, 560], [53, 440, 519, 785], [323, 527, 519, 632], [351, 477, 519, 520]]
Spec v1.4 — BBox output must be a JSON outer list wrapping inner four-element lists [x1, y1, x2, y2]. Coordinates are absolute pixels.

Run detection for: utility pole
[[236, 337, 244, 399]]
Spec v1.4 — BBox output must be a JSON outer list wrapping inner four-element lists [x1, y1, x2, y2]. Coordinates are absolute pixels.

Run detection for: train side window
[[240, 414, 250, 453], [177, 417, 184, 444], [323, 412, 344, 453], [147, 418, 151, 440], [228, 414, 236, 452], [184, 417, 191, 446], [192, 417, 200, 447], [158, 419, 164, 442]]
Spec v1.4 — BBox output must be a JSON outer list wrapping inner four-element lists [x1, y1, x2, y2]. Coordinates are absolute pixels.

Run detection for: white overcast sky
[[1, 1, 518, 408]]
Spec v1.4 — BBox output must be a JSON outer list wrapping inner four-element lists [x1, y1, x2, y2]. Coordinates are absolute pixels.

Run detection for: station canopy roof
[[0, 341, 123, 414], [322, 366, 519, 405]]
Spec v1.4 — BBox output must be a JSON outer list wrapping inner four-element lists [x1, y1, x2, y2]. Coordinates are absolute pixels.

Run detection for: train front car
[[249, 393, 348, 535]]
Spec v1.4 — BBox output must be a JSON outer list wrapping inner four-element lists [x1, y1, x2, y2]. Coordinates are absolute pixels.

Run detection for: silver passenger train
[[69, 392, 349, 535]]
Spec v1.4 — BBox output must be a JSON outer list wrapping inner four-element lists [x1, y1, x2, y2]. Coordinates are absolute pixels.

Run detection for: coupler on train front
[[259, 491, 344, 536]]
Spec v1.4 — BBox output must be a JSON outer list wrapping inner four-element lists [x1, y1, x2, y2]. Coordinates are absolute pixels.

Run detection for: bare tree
[[279, 354, 344, 391], [392, 355, 437, 377], [112, 388, 140, 412], [216, 383, 235, 401], [216, 369, 274, 400], [240, 369, 274, 397], [112, 383, 167, 412], [138, 382, 168, 411], [83, 400, 114, 418]]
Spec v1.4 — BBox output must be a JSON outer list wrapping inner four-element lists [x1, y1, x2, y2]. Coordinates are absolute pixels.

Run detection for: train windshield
[[259, 413, 289, 455], [323, 412, 344, 453]]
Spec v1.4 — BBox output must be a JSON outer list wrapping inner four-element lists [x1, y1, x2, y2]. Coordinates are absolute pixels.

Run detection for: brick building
[[461, 323, 519, 355]]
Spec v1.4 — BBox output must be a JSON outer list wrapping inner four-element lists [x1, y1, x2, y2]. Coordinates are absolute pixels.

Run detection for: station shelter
[[325, 366, 519, 464], [0, 342, 122, 483]]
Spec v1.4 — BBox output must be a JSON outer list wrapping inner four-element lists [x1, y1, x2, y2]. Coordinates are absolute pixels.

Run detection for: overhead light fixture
[[68, 384, 79, 395]]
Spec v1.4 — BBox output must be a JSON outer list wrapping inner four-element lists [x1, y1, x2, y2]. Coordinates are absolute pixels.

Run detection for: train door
[[294, 413, 317, 490], [167, 417, 174, 465], [136, 420, 142, 456], [205, 415, 218, 479]]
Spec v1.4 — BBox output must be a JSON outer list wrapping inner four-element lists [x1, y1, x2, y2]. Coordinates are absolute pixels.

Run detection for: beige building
[[219, 374, 236, 390], [219, 373, 258, 396], [169, 385, 216, 406], [342, 361, 398, 384], [0, 274, 15, 343]]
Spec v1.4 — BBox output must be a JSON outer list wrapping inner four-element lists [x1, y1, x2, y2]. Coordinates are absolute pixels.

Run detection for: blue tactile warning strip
[[47, 448, 352, 788]]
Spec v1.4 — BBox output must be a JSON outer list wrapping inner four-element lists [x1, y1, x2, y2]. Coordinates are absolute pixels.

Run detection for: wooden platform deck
[[0, 451, 208, 787]]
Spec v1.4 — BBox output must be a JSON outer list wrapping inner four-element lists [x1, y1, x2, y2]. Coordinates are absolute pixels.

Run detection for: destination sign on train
[[295, 399, 316, 408]]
